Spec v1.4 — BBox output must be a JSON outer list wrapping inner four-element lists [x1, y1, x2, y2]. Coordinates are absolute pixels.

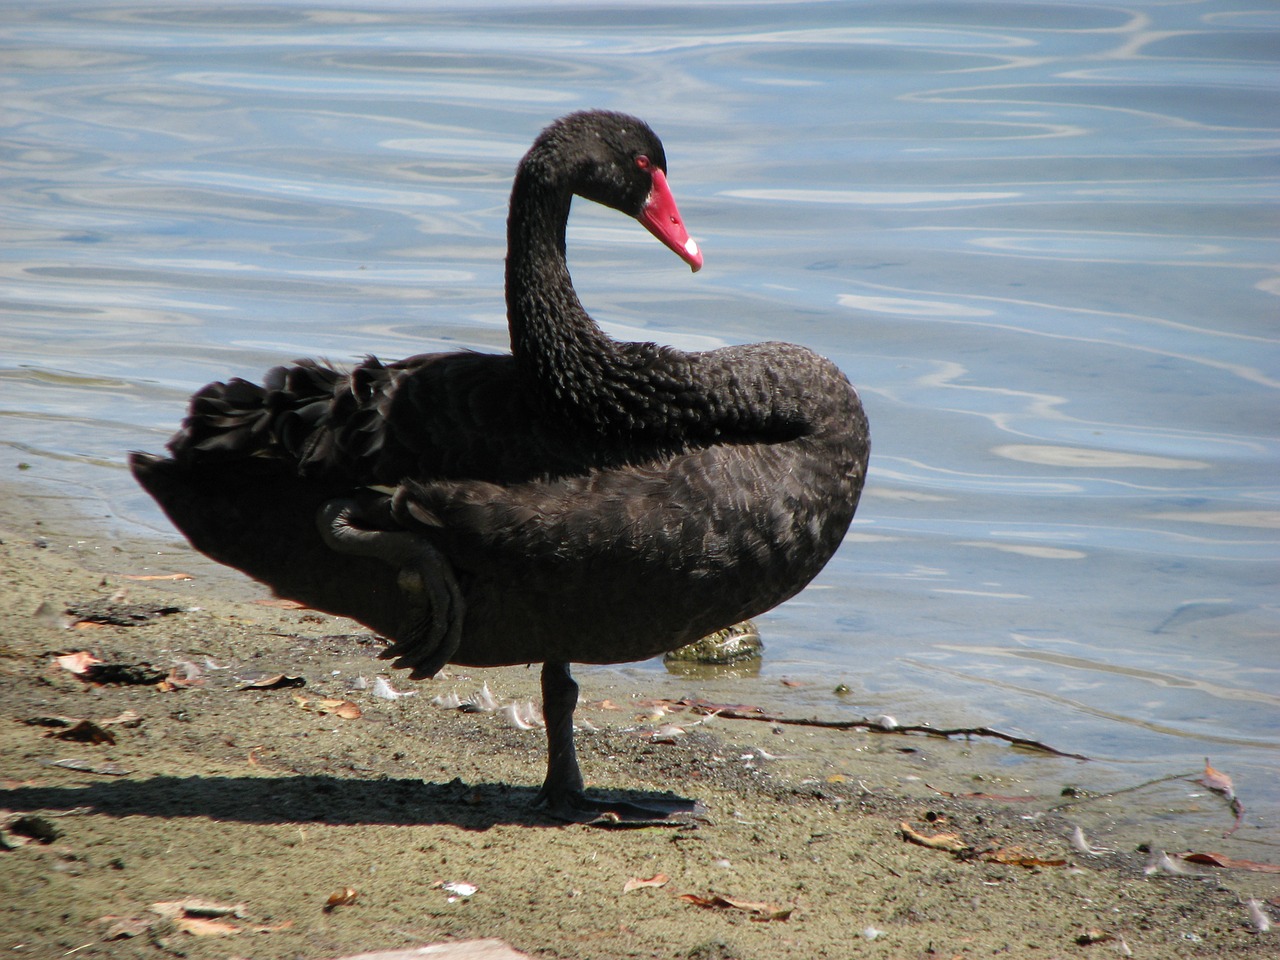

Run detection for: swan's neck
[[504, 169, 831, 443], [505, 173, 660, 433]]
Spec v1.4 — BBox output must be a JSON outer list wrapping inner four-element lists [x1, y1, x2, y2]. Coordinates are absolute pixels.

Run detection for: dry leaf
[[49, 720, 116, 745], [1075, 928, 1116, 946], [157, 662, 204, 691], [79, 661, 168, 685], [150, 899, 245, 920], [647, 724, 685, 744], [900, 821, 969, 853], [980, 846, 1067, 868], [1179, 852, 1280, 874], [122, 573, 193, 581], [1199, 758, 1235, 798], [237, 673, 306, 690], [679, 893, 792, 921], [45, 757, 129, 776], [324, 888, 359, 912], [98, 710, 143, 726], [174, 916, 240, 937], [1196, 758, 1246, 835], [102, 916, 153, 940], [55, 651, 102, 675], [623, 874, 669, 893], [0, 814, 60, 846], [311, 698, 362, 719]]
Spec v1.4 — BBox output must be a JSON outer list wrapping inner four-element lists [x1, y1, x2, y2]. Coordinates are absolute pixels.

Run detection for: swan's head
[[531, 111, 703, 272]]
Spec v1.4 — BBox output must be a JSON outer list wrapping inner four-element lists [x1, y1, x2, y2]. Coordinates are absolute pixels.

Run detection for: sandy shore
[[1, 493, 1275, 959]]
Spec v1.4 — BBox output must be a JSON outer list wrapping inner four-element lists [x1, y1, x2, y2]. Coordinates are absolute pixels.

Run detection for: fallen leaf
[[679, 892, 792, 922], [1196, 758, 1246, 836], [249, 920, 294, 933], [324, 888, 359, 912], [157, 662, 204, 691], [237, 673, 306, 690], [83, 661, 168, 686], [54, 651, 102, 675], [66, 600, 183, 626], [121, 572, 193, 581], [311, 698, 362, 719], [1198, 758, 1234, 798], [1178, 852, 1280, 874], [647, 724, 685, 743], [150, 899, 246, 920], [1075, 928, 1116, 946], [101, 916, 153, 940], [174, 917, 240, 937], [49, 720, 116, 745], [900, 821, 969, 853], [98, 710, 143, 726], [0, 814, 60, 847], [979, 846, 1067, 868], [623, 874, 669, 893], [44, 758, 129, 776]]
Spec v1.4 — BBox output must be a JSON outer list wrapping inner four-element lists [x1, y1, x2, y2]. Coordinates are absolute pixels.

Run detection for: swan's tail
[[166, 359, 345, 466], [128, 450, 408, 637]]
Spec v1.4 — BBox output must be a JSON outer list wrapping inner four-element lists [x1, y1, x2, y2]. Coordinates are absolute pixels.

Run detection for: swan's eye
[[635, 155, 651, 171]]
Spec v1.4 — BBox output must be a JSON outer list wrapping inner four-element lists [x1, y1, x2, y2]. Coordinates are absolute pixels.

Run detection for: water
[[3, 2, 1277, 841]]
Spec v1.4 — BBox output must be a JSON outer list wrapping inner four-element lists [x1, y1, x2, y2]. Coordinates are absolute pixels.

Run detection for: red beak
[[638, 168, 703, 272]]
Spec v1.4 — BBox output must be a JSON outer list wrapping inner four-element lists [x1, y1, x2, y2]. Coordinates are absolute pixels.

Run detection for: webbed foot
[[318, 497, 464, 678], [535, 785, 706, 827], [537, 661, 706, 827]]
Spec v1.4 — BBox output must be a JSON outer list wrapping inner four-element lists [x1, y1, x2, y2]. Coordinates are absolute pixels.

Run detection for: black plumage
[[131, 111, 869, 821]]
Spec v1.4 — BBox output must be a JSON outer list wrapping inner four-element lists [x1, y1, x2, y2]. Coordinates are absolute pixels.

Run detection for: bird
[[130, 110, 870, 823]]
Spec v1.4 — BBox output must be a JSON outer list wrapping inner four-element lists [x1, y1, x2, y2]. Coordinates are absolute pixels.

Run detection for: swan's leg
[[539, 661, 586, 800], [318, 498, 464, 679], [535, 661, 705, 825]]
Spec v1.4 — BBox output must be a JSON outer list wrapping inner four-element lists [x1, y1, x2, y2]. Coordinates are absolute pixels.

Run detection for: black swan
[[131, 111, 869, 822]]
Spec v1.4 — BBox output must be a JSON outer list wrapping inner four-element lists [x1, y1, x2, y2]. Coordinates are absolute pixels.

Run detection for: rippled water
[[3, 2, 1277, 836]]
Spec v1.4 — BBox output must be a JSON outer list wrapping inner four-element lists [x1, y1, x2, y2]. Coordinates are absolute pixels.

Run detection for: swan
[[131, 110, 869, 822]]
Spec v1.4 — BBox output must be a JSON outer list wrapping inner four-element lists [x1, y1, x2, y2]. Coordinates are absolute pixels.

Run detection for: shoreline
[[1, 494, 1275, 958]]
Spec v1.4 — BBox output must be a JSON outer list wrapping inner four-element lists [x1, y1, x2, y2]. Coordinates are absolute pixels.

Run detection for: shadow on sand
[[2, 773, 692, 830]]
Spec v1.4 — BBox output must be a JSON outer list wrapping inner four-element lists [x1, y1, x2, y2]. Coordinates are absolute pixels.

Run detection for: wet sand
[[1, 493, 1275, 959]]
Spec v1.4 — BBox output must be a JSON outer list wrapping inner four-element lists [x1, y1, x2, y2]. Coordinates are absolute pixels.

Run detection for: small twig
[[675, 699, 1091, 761], [1046, 771, 1197, 814], [866, 855, 903, 878]]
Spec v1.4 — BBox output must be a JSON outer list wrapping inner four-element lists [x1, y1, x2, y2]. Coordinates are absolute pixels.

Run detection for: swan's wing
[[167, 352, 595, 487]]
